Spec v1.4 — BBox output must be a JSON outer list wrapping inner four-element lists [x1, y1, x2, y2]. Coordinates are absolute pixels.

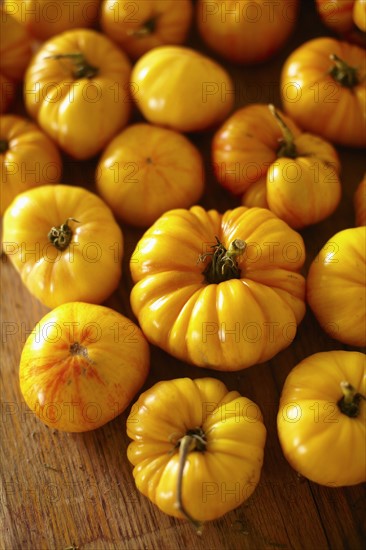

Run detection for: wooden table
[[1, 2, 365, 549]]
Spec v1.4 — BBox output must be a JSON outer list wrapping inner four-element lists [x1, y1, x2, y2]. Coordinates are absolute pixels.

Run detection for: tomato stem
[[0, 139, 8, 154], [198, 237, 245, 284], [268, 104, 297, 159], [175, 428, 206, 534], [48, 218, 79, 251], [127, 16, 158, 37], [329, 54, 359, 88], [45, 53, 99, 79], [337, 381, 365, 418]]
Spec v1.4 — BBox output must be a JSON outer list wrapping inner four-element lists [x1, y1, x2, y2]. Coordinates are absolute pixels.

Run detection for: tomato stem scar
[[45, 52, 99, 79], [198, 237, 245, 284], [329, 54, 359, 88], [337, 381, 365, 418], [48, 218, 79, 251]]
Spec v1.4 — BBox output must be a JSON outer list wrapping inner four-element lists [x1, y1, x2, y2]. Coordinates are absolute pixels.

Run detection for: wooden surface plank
[[1, 2, 366, 549]]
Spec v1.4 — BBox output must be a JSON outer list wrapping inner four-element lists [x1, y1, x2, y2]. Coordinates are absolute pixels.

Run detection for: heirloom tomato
[[131, 46, 234, 132], [213, 103, 341, 229], [353, 0, 366, 31], [307, 227, 366, 347], [3, 0, 101, 41], [1, 114, 62, 216], [130, 205, 306, 371], [127, 377, 266, 527], [281, 37, 366, 148], [315, 0, 366, 38], [0, 9, 33, 113], [277, 350, 366, 487], [101, 0, 193, 60], [2, 184, 123, 308], [95, 123, 205, 227], [24, 29, 132, 159], [196, 0, 299, 64], [20, 302, 150, 432], [354, 174, 366, 226]]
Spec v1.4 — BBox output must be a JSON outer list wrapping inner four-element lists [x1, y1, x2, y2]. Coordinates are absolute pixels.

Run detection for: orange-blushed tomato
[[100, 0, 193, 60], [127, 377, 266, 528], [1, 114, 62, 216], [2, 184, 123, 308], [196, 0, 299, 64], [277, 350, 366, 487], [130, 205, 306, 371], [95, 123, 205, 227], [24, 28, 132, 159], [131, 46, 234, 132], [281, 37, 366, 148], [19, 302, 150, 432], [3, 0, 101, 41], [307, 227, 366, 347]]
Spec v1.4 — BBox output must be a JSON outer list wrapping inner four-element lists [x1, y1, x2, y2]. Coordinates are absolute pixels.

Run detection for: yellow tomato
[[196, 0, 299, 64], [130, 205, 306, 371], [95, 123, 205, 227], [101, 0, 193, 60], [281, 37, 366, 148], [353, 0, 366, 31], [1, 114, 62, 215], [24, 29, 132, 159], [354, 174, 366, 226], [307, 227, 366, 347], [3, 0, 101, 41], [2, 184, 123, 308], [127, 377, 266, 527], [20, 302, 150, 432], [131, 46, 234, 132], [277, 350, 366, 487]]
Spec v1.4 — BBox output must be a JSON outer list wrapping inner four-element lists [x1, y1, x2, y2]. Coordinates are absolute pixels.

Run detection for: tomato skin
[[127, 377, 266, 522], [280, 37, 366, 148], [315, 0, 355, 33], [277, 350, 366, 487], [354, 174, 366, 226], [196, 0, 299, 64], [2, 184, 123, 309], [130, 205, 306, 371], [96, 123, 205, 227], [3, 0, 101, 41], [306, 227, 366, 347], [19, 302, 150, 432], [131, 46, 234, 133], [101, 0, 193, 60], [24, 29, 132, 160], [1, 115, 62, 215]]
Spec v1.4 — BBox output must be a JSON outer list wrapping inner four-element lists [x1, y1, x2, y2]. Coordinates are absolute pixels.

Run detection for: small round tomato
[[131, 46, 234, 132], [196, 0, 299, 64], [2, 184, 123, 308], [101, 0, 193, 60], [24, 29, 132, 160], [280, 37, 366, 148], [3, 0, 101, 41], [354, 174, 366, 226], [307, 227, 366, 347], [95, 123, 205, 227], [127, 377, 266, 527], [277, 350, 366, 487], [20, 302, 150, 432], [1, 115, 62, 216]]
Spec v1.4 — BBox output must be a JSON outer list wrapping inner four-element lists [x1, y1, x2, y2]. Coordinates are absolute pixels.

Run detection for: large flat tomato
[[127, 377, 266, 527], [95, 123, 205, 227], [20, 302, 150, 432], [0, 8, 33, 113], [3, 0, 101, 41], [1, 114, 62, 215], [277, 351, 366, 487], [213, 103, 341, 229], [101, 0, 193, 60], [131, 46, 234, 132], [2, 184, 123, 308], [24, 29, 132, 159], [196, 0, 299, 64], [307, 227, 366, 347], [280, 37, 366, 147], [130, 205, 306, 371]]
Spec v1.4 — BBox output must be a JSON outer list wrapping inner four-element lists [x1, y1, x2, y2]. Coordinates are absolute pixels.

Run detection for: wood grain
[[1, 2, 366, 549]]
